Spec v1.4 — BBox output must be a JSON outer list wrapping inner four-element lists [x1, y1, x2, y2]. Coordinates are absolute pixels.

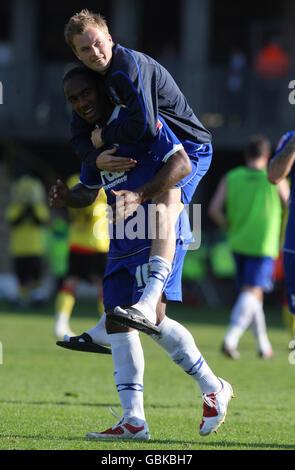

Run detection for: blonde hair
[[64, 9, 110, 50]]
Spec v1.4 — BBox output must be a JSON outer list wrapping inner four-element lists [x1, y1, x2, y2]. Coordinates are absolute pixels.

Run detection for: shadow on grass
[[0, 399, 118, 408], [0, 399, 187, 410], [1, 433, 294, 450], [151, 439, 295, 450], [0, 433, 85, 442]]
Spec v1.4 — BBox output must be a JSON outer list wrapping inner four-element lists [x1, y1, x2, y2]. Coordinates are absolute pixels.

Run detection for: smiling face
[[73, 27, 113, 75], [63, 73, 112, 125]]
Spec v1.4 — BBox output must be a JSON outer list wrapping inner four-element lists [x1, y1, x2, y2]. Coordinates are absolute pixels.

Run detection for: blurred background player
[[5, 175, 50, 307], [46, 212, 69, 293], [268, 131, 295, 346], [53, 173, 109, 339], [208, 135, 289, 359]]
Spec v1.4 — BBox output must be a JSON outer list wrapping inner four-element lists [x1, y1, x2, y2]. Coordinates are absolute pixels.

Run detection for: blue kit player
[[49, 67, 233, 440], [63, 9, 213, 334], [268, 132, 295, 316]]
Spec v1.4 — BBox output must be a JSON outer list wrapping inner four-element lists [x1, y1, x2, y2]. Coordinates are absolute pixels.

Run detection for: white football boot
[[199, 377, 234, 436]]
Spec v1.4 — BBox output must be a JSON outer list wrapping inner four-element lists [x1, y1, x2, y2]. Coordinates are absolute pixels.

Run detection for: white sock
[[54, 312, 74, 337], [151, 316, 221, 395], [55, 312, 70, 328], [86, 313, 110, 346], [250, 301, 273, 352], [109, 331, 146, 425], [224, 292, 257, 349], [132, 255, 172, 324]]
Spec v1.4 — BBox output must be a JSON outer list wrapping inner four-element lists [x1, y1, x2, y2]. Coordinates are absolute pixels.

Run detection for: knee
[[61, 277, 78, 293], [153, 188, 181, 206]]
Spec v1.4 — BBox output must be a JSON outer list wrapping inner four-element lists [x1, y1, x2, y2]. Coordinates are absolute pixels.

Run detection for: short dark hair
[[245, 135, 271, 159], [62, 65, 102, 87]]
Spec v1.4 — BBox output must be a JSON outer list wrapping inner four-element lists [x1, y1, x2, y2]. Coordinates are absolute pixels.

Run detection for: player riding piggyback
[[79, 105, 194, 259]]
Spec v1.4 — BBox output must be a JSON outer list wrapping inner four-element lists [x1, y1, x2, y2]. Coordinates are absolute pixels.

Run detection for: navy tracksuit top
[[70, 43, 212, 165]]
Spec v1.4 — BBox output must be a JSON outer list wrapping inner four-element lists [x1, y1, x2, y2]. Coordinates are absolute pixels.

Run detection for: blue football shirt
[[79, 106, 194, 258], [273, 131, 295, 252]]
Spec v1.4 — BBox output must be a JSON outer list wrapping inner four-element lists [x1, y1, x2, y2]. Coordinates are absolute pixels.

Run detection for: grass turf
[[0, 299, 295, 451]]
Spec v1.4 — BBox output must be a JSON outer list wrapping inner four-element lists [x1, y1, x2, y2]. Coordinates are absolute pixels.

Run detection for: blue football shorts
[[174, 142, 213, 204], [103, 239, 188, 310], [283, 251, 295, 314], [233, 252, 275, 292]]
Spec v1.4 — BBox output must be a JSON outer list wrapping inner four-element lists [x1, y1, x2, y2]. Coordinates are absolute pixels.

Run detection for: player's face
[[64, 75, 107, 125], [73, 27, 113, 75]]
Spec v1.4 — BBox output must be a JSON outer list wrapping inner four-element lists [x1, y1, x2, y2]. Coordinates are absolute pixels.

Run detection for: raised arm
[[277, 178, 290, 208], [268, 134, 295, 184]]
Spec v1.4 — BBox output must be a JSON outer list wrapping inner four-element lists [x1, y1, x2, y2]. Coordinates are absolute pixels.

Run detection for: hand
[[49, 179, 69, 208], [91, 128, 104, 149], [96, 147, 137, 172], [110, 189, 143, 223]]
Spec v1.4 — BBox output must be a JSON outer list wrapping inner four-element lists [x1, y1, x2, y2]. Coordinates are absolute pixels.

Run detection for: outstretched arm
[[49, 179, 99, 209]]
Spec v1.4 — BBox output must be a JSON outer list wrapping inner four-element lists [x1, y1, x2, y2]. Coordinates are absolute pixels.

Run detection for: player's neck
[[246, 158, 267, 171]]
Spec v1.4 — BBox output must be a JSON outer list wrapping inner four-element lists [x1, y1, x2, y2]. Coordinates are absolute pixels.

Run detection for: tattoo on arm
[[275, 135, 295, 163], [268, 135, 295, 182]]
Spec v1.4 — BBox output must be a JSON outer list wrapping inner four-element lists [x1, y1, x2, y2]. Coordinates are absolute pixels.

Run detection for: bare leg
[[114, 188, 184, 328], [149, 188, 184, 262]]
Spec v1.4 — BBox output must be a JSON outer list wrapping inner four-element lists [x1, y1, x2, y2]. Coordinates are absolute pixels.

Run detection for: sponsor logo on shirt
[[100, 170, 128, 189]]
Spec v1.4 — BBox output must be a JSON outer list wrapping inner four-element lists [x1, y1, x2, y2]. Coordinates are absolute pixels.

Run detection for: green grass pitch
[[0, 299, 295, 451]]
